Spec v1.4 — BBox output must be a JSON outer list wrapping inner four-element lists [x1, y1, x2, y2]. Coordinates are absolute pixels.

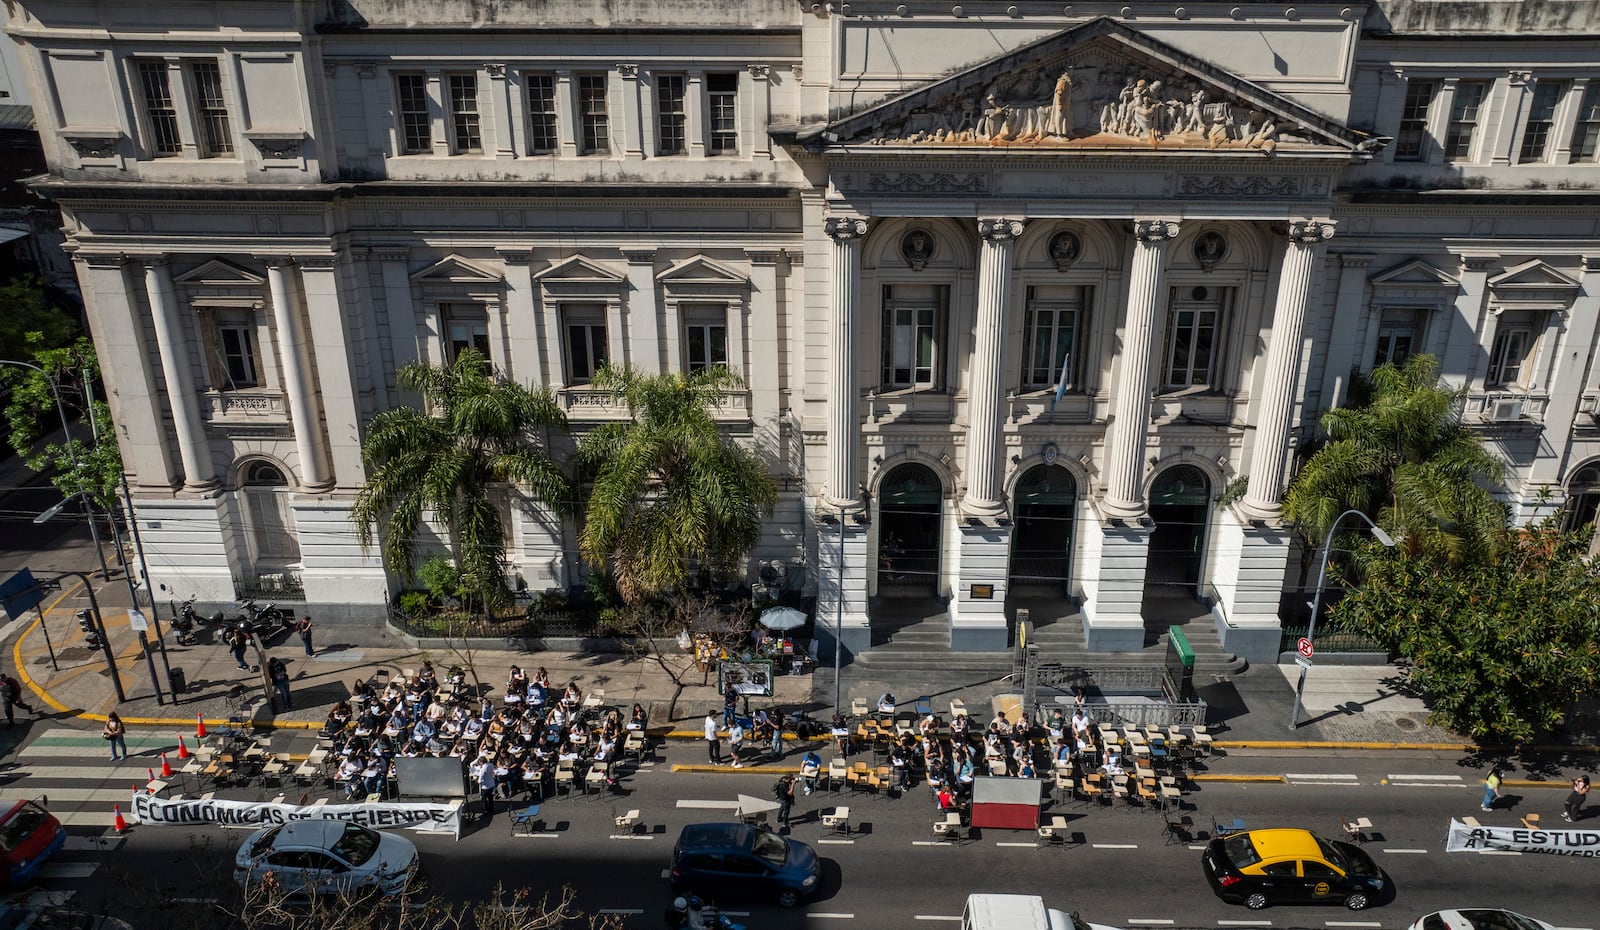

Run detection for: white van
[[962, 894, 1122, 930]]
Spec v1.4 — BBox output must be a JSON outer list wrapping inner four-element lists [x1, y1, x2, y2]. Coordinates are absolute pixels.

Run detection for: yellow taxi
[[1201, 828, 1388, 911]]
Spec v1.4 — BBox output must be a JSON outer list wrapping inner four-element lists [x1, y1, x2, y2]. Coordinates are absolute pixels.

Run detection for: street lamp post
[[1290, 508, 1396, 729]]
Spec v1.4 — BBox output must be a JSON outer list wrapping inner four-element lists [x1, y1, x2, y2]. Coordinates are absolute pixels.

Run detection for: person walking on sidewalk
[[704, 711, 721, 764], [773, 774, 796, 829], [268, 657, 293, 711], [3, 675, 34, 721], [1482, 768, 1504, 812], [728, 719, 746, 768], [1563, 774, 1590, 822], [296, 615, 315, 656], [103, 712, 127, 762], [229, 627, 250, 670]]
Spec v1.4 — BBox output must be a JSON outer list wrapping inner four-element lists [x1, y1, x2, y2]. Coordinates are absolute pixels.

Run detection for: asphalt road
[[4, 722, 1596, 930]]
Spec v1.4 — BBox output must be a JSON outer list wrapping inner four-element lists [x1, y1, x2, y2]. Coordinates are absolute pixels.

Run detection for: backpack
[[771, 778, 787, 800]]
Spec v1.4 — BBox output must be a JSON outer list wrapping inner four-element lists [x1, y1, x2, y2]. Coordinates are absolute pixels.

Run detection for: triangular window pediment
[[410, 254, 503, 284], [1488, 259, 1580, 292], [806, 16, 1370, 156], [175, 259, 264, 286], [655, 256, 749, 286], [1370, 259, 1458, 289], [532, 255, 625, 284]]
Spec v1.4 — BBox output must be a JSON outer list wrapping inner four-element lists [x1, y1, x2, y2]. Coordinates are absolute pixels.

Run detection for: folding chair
[[822, 806, 851, 836], [510, 804, 542, 836], [1163, 814, 1194, 846]]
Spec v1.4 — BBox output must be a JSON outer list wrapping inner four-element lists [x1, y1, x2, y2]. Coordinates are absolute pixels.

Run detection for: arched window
[[1563, 464, 1600, 557], [241, 460, 300, 564]]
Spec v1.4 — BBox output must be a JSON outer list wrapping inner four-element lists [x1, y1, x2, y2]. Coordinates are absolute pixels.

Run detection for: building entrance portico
[[1146, 465, 1210, 601], [876, 462, 942, 595], [1009, 464, 1076, 591]]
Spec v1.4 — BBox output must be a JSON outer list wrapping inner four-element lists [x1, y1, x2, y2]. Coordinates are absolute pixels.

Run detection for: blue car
[[670, 823, 821, 908]]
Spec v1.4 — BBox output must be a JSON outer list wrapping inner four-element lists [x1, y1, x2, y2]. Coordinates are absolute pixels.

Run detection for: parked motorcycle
[[169, 595, 225, 646], [663, 897, 745, 930], [237, 599, 289, 638]]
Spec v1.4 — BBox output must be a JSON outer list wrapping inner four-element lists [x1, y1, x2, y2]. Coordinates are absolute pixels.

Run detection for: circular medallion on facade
[[901, 229, 935, 271], [1042, 442, 1060, 465], [1194, 231, 1227, 271], [1048, 231, 1082, 272]]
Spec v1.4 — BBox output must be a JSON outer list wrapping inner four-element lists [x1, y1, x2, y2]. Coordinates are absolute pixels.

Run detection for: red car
[[0, 800, 67, 887]]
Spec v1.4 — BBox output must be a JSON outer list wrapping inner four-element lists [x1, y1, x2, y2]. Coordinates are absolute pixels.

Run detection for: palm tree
[[576, 364, 778, 603], [351, 349, 571, 609], [1284, 353, 1507, 561]]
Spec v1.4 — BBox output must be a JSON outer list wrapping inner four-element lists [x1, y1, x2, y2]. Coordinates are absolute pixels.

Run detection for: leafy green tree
[[576, 364, 777, 603], [351, 349, 570, 610], [1, 336, 122, 511], [1284, 354, 1508, 562], [0, 276, 76, 363], [1331, 517, 1600, 743]]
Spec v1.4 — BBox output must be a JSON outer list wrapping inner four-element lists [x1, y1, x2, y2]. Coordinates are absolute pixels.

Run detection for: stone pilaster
[[823, 216, 869, 513]]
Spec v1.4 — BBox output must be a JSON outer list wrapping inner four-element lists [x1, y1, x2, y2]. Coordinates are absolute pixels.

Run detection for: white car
[[1409, 910, 1558, 930], [234, 820, 419, 898]]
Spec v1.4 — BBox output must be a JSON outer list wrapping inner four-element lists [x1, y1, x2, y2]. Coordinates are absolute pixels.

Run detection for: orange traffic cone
[[146, 767, 155, 785], [113, 804, 128, 833], [160, 753, 173, 778], [195, 713, 207, 739], [176, 736, 190, 760]]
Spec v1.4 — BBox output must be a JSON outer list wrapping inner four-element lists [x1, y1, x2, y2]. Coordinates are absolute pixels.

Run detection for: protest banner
[[131, 793, 463, 840], [1445, 818, 1600, 857]]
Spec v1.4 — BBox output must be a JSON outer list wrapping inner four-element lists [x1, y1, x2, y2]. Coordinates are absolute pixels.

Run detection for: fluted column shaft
[[823, 216, 869, 511], [141, 258, 216, 490], [1242, 220, 1336, 516], [1103, 219, 1181, 518], [266, 259, 331, 490], [962, 218, 1025, 518]]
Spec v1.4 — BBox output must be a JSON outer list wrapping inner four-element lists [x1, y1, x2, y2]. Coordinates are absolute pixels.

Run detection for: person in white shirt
[[473, 755, 497, 820], [703, 712, 721, 764]]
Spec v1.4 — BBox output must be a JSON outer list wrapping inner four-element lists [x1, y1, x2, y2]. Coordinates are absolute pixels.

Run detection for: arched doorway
[[1146, 465, 1209, 599], [240, 460, 301, 567], [1563, 462, 1600, 558], [877, 462, 942, 593], [1009, 464, 1076, 590]]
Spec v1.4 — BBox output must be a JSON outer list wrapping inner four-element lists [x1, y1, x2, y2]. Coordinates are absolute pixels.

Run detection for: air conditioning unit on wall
[[1487, 399, 1525, 422]]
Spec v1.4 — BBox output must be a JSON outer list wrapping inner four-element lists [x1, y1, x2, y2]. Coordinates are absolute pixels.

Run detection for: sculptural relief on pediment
[[844, 50, 1310, 154]]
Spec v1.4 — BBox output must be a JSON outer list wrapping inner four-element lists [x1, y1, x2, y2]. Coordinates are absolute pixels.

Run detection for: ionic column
[[823, 215, 869, 512], [1242, 221, 1336, 517], [140, 258, 217, 490], [1102, 219, 1181, 518], [265, 259, 332, 490], [962, 217, 1025, 518]]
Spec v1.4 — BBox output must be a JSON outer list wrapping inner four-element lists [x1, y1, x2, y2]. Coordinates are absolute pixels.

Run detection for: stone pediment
[[1488, 259, 1580, 292], [1370, 259, 1458, 288], [175, 259, 264, 286], [808, 17, 1373, 157], [655, 255, 749, 286], [533, 255, 624, 284], [410, 254, 502, 284]]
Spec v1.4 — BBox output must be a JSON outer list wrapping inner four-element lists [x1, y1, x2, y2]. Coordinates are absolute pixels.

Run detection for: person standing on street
[[268, 657, 293, 711], [3, 675, 33, 720], [1482, 768, 1504, 812], [473, 755, 497, 820], [728, 718, 746, 768], [229, 627, 250, 670], [1563, 774, 1590, 822], [103, 712, 127, 762], [703, 711, 721, 764], [296, 615, 315, 656], [773, 774, 796, 829], [723, 683, 738, 727]]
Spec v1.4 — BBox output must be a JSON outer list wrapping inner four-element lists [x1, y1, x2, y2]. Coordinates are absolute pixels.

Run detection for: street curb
[[1218, 739, 1600, 753], [672, 764, 804, 774]]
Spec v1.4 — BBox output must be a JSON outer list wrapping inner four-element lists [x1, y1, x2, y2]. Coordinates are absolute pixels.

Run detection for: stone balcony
[[202, 389, 289, 424], [1464, 390, 1549, 429], [559, 387, 750, 422]]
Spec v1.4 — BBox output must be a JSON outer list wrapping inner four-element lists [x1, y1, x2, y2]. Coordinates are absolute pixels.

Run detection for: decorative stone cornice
[[355, 62, 377, 79], [76, 252, 127, 269], [977, 218, 1026, 241], [372, 248, 409, 263], [497, 249, 534, 265], [1133, 219, 1181, 243], [297, 255, 340, 271], [748, 65, 771, 80], [485, 63, 507, 78], [1339, 253, 1376, 269], [1460, 255, 1497, 273], [616, 64, 638, 78], [1287, 220, 1336, 245], [744, 250, 782, 265], [621, 250, 656, 265], [824, 216, 870, 242]]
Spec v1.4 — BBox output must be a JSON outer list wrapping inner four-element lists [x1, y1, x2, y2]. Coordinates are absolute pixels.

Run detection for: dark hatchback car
[[1202, 828, 1388, 911], [669, 823, 821, 908]]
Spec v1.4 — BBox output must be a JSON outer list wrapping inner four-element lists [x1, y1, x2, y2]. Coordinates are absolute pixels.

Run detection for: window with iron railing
[[189, 61, 234, 158], [136, 61, 183, 157]]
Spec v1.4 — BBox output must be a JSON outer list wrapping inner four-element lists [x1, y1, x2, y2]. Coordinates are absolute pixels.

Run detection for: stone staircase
[[850, 590, 1248, 677]]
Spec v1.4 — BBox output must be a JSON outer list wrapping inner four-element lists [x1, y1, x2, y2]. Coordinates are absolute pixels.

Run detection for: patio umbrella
[[758, 606, 808, 631]]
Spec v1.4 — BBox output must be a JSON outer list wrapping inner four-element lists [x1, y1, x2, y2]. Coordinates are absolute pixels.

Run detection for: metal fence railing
[[1279, 625, 1388, 654], [232, 572, 305, 602]]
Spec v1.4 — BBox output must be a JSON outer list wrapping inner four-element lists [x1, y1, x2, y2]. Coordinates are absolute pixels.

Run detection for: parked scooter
[[236, 599, 289, 638], [663, 897, 745, 930], [169, 595, 225, 646]]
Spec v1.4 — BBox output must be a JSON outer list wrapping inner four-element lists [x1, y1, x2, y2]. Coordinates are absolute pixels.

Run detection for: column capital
[[297, 255, 340, 271], [498, 248, 535, 265], [977, 218, 1026, 242], [125, 253, 169, 269], [1133, 219, 1182, 243], [621, 249, 657, 265], [616, 63, 639, 79], [485, 63, 507, 78], [1460, 254, 1497, 273], [824, 216, 870, 242], [1286, 220, 1336, 246], [748, 64, 771, 81], [744, 249, 783, 265], [258, 256, 297, 269]]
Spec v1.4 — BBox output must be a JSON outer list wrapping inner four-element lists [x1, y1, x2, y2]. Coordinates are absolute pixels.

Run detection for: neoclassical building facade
[[8, 0, 1599, 661]]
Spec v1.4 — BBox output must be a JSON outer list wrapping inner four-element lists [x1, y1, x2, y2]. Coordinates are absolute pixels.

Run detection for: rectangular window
[[189, 61, 233, 158], [396, 72, 432, 155], [137, 61, 183, 156], [1443, 81, 1487, 161], [707, 73, 738, 156], [1373, 311, 1419, 368], [446, 73, 482, 154], [1487, 324, 1535, 387], [1022, 288, 1084, 390], [1394, 80, 1437, 162], [445, 307, 491, 364], [1520, 81, 1568, 163], [524, 73, 558, 155], [684, 306, 728, 374], [578, 74, 610, 155], [656, 74, 687, 156], [564, 307, 608, 383], [1163, 289, 1226, 391], [880, 285, 945, 391], [1570, 84, 1600, 162], [218, 325, 258, 388]]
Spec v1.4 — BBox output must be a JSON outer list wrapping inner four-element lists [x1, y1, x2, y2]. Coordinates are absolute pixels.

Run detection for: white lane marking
[[597, 909, 645, 916], [1478, 850, 1521, 856], [1382, 848, 1428, 854], [40, 863, 98, 878], [608, 834, 655, 840], [817, 839, 855, 845], [675, 799, 743, 810], [911, 841, 954, 846], [1128, 920, 1175, 926], [1387, 774, 1462, 781], [1217, 922, 1273, 927], [513, 833, 560, 838], [1092, 843, 1138, 849], [1188, 844, 1209, 850], [1286, 773, 1359, 782], [1326, 922, 1382, 928], [995, 842, 1037, 847], [809, 914, 855, 919], [913, 918, 961, 922]]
